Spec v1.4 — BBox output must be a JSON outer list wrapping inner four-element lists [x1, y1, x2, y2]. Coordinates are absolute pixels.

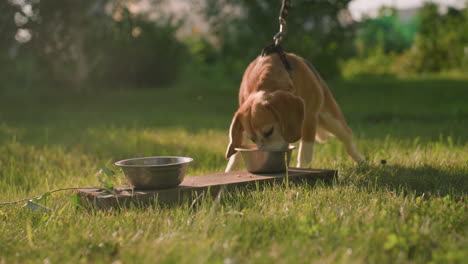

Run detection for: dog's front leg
[[225, 132, 249, 172], [298, 140, 314, 168], [225, 152, 243, 172], [297, 114, 318, 168]]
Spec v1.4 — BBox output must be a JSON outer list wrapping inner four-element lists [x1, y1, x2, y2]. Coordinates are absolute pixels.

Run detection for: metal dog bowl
[[235, 146, 296, 173], [114, 156, 193, 190]]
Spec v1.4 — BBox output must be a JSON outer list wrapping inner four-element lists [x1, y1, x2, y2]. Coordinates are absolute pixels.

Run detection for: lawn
[[0, 77, 467, 263]]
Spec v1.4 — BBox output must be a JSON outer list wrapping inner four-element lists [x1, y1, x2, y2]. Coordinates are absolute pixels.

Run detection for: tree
[[195, 0, 355, 79], [354, 6, 416, 56], [0, 0, 188, 92], [410, 2, 468, 72]]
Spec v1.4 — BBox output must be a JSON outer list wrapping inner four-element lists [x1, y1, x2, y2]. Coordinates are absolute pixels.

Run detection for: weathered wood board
[[75, 168, 337, 210]]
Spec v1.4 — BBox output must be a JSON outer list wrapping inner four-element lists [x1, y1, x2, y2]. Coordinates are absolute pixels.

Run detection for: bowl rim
[[114, 156, 193, 168], [234, 145, 297, 152]]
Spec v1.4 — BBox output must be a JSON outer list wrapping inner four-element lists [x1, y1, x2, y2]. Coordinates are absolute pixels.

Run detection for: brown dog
[[225, 52, 364, 172]]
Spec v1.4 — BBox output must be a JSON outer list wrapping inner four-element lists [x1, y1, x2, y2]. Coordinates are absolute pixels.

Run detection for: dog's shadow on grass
[[340, 163, 467, 198]]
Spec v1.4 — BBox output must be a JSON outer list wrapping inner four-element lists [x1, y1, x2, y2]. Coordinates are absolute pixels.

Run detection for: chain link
[[273, 0, 292, 46]]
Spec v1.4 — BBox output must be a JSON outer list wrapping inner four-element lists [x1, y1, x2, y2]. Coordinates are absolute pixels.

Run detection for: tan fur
[[226, 52, 364, 169]]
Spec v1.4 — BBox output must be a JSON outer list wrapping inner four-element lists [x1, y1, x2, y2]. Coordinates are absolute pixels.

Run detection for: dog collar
[[260, 44, 292, 72]]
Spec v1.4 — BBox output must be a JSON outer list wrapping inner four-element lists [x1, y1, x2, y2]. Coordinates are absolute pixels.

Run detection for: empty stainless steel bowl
[[114, 156, 193, 189], [235, 146, 296, 173]]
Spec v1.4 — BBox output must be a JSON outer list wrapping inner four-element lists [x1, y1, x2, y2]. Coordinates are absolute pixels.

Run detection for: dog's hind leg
[[319, 112, 365, 163], [315, 127, 331, 143]]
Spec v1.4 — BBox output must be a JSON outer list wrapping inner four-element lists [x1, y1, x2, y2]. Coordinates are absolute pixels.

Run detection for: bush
[[197, 0, 356, 80], [0, 0, 188, 92], [407, 3, 468, 73], [97, 15, 188, 88], [341, 3, 468, 78], [340, 48, 397, 79]]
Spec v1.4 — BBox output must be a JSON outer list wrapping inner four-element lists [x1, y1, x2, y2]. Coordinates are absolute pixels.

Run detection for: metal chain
[[273, 0, 292, 46]]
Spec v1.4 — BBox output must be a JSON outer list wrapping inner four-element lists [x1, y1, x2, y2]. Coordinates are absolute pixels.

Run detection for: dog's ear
[[226, 111, 244, 159], [266, 91, 304, 143]]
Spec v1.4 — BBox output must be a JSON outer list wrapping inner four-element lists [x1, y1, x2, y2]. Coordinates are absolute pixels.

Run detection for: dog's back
[[238, 54, 296, 106]]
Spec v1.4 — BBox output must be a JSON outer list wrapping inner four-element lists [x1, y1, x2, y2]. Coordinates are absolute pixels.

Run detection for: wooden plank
[[75, 168, 337, 210]]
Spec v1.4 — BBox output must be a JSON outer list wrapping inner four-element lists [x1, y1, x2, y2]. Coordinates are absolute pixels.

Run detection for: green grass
[[0, 77, 467, 263]]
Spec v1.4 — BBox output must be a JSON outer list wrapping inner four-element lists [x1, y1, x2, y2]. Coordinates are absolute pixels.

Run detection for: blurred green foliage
[[196, 0, 355, 79], [1, 0, 467, 92], [341, 2, 468, 79], [0, 0, 187, 92], [410, 3, 468, 72], [98, 9, 187, 87], [340, 47, 398, 79], [354, 7, 417, 55]]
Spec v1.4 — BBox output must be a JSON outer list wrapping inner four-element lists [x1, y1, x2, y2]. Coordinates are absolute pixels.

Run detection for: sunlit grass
[[0, 77, 467, 263]]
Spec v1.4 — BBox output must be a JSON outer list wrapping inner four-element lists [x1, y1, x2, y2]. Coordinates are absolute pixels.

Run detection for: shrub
[[97, 15, 188, 88], [0, 0, 188, 92], [340, 48, 397, 79]]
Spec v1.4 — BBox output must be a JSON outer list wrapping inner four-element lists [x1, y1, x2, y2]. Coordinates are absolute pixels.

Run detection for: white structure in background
[[349, 0, 466, 20]]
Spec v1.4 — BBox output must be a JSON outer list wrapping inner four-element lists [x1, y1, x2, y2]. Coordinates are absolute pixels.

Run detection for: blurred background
[[1, 0, 466, 93], [2, 3, 467, 262]]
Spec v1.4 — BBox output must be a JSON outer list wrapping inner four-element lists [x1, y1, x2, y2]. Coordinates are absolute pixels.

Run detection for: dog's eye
[[263, 127, 274, 138]]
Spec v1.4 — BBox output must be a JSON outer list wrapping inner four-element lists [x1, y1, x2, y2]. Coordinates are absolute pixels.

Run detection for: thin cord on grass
[[285, 151, 289, 186], [0, 187, 100, 206]]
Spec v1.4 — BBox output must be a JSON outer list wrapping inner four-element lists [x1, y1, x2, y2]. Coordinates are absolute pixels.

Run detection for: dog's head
[[226, 90, 304, 159]]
